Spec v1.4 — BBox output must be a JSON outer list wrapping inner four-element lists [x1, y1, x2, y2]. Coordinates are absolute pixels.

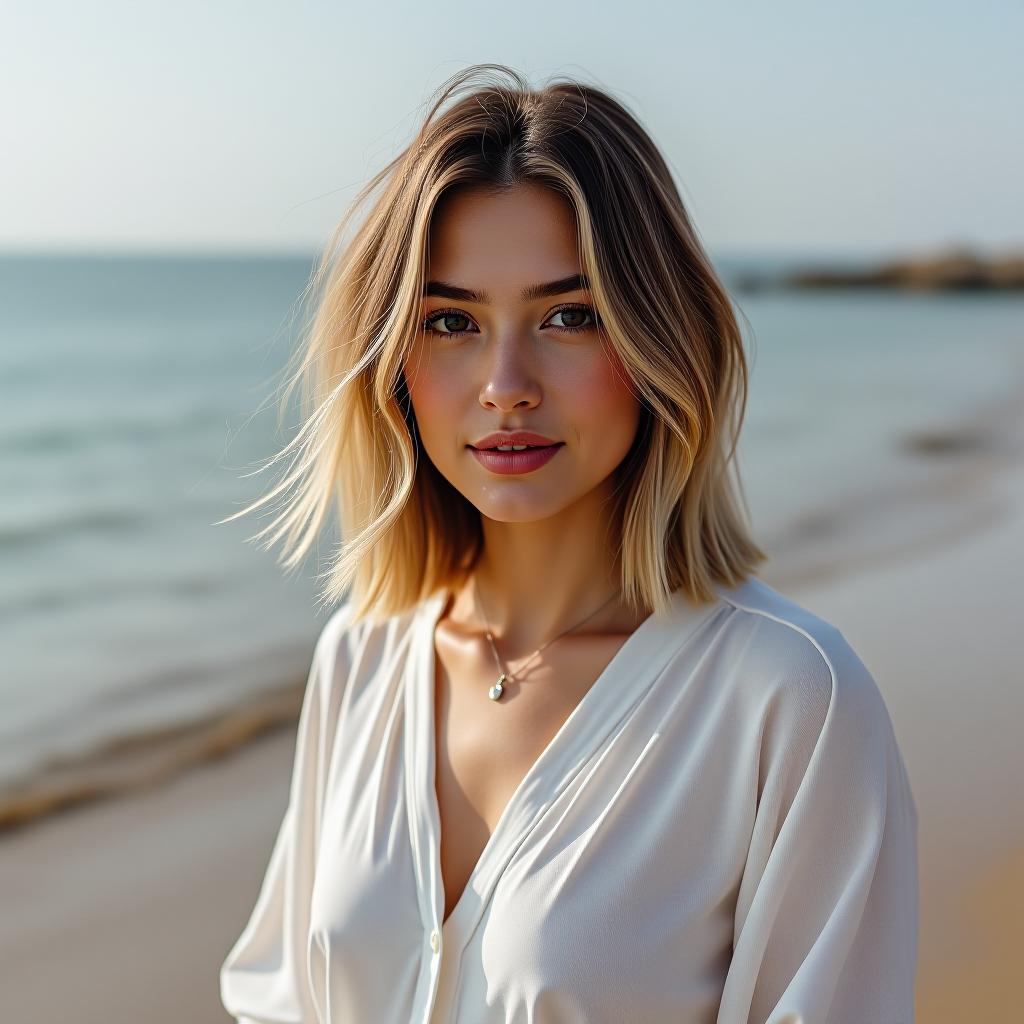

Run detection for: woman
[[218, 64, 918, 1023]]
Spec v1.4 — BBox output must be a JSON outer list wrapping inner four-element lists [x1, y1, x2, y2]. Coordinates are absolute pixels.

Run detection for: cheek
[[402, 360, 451, 437], [601, 344, 639, 400], [573, 352, 641, 436]]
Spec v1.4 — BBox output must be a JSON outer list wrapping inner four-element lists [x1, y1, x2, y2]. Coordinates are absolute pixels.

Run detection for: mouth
[[467, 443, 563, 451], [467, 443, 564, 475]]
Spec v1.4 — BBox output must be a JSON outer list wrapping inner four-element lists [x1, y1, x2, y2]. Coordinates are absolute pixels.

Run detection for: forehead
[[426, 184, 581, 285]]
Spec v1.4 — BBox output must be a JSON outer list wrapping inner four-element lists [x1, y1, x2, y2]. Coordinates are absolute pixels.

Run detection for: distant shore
[[735, 246, 1024, 291]]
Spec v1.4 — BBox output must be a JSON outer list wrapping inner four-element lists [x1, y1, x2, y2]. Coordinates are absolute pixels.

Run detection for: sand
[[2, 404, 1022, 1021], [0, 725, 295, 1023]]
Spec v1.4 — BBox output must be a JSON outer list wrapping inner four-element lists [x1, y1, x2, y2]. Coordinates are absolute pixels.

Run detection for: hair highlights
[[217, 63, 767, 623]]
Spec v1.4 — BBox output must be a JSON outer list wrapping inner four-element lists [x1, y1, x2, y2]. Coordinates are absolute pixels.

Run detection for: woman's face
[[401, 183, 641, 525]]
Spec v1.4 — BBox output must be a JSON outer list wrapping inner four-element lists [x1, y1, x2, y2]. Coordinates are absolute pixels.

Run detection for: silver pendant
[[488, 673, 508, 701]]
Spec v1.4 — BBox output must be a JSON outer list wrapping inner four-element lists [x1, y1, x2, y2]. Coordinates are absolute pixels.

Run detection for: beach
[[2, 399, 1022, 1024], [4, 1, 1023, 1015], [1, 260, 1021, 1019]]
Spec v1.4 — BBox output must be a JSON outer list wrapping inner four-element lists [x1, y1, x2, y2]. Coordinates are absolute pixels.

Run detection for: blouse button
[[429, 929, 440, 953]]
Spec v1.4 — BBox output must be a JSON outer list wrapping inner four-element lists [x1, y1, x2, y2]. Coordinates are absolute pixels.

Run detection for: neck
[[445, 490, 647, 657]]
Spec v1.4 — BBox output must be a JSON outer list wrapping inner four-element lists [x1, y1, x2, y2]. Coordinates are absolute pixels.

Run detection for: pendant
[[488, 673, 508, 701]]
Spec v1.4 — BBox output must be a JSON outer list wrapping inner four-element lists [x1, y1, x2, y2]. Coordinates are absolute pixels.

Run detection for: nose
[[478, 332, 542, 412]]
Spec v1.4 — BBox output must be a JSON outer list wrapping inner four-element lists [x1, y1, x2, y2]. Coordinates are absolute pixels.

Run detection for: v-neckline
[[404, 583, 725, 942]]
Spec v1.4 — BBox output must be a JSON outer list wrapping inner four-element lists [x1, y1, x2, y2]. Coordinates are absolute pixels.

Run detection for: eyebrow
[[422, 273, 590, 304]]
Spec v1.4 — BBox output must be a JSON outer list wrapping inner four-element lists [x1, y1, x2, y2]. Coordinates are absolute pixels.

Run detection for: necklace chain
[[473, 574, 621, 702]]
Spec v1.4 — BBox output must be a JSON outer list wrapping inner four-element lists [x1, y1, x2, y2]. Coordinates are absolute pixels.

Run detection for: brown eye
[[423, 310, 476, 336], [556, 308, 587, 329], [545, 304, 599, 333]]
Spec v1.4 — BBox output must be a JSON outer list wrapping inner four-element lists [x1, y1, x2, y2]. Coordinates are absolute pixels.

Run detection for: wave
[[0, 405, 228, 456], [0, 571, 235, 619], [0, 506, 150, 549], [0, 679, 307, 834]]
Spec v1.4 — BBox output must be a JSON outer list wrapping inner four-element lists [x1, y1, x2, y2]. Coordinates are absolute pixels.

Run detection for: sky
[[1, 0, 1021, 257]]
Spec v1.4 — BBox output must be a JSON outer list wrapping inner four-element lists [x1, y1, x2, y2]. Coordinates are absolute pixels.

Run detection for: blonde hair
[[219, 63, 768, 625]]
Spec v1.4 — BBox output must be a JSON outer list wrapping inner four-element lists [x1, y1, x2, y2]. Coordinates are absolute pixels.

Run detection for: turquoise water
[[1, 253, 1021, 790]]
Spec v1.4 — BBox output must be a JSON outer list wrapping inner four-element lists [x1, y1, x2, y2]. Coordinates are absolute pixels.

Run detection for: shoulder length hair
[[219, 63, 767, 625]]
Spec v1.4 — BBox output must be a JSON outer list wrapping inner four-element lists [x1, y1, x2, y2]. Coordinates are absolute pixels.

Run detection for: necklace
[[473, 574, 622, 702]]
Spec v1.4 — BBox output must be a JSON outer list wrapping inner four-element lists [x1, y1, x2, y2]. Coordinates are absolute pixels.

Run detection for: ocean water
[[1, 253, 1022, 805]]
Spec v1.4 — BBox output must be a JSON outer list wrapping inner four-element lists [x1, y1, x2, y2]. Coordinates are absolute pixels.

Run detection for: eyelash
[[421, 302, 600, 338]]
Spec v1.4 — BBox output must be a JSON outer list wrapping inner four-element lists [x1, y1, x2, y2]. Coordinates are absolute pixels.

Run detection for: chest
[[306, 604, 748, 1021], [431, 634, 631, 924]]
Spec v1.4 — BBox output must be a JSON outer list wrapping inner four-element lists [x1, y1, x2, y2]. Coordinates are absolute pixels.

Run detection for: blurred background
[[1, 2, 1021, 1021]]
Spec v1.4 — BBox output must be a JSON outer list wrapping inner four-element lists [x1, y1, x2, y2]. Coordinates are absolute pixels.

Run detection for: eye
[[544, 303, 599, 333], [422, 309, 478, 337], [421, 303, 601, 339]]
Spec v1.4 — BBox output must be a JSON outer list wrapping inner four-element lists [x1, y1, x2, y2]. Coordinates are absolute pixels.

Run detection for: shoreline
[[781, 411, 1024, 1019], [0, 724, 299, 1023], [3, 353, 1023, 836], [0, 361, 1022, 1019], [764, 382, 1024, 593], [0, 679, 307, 833]]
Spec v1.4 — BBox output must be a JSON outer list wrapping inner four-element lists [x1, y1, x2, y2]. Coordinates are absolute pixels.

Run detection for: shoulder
[[307, 596, 423, 708], [710, 576, 897, 754], [310, 600, 360, 673]]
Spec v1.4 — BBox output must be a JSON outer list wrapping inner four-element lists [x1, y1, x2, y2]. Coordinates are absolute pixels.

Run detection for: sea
[[1, 251, 1022, 826]]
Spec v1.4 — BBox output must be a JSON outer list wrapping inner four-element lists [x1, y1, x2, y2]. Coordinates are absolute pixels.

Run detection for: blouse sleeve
[[219, 607, 351, 1024], [717, 627, 919, 1024]]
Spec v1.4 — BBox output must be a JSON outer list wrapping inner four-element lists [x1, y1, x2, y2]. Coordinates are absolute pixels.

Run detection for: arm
[[219, 609, 351, 1024], [717, 630, 919, 1024]]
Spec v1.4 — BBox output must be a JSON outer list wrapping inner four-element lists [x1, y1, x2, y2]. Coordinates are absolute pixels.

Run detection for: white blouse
[[219, 575, 918, 1024]]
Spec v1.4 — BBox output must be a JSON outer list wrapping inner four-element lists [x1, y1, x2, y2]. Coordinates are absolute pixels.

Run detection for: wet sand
[[0, 723, 295, 1023]]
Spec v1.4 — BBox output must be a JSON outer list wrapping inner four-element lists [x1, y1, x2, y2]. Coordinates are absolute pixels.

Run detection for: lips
[[470, 431, 561, 450], [468, 444, 563, 475], [478, 443, 555, 450]]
